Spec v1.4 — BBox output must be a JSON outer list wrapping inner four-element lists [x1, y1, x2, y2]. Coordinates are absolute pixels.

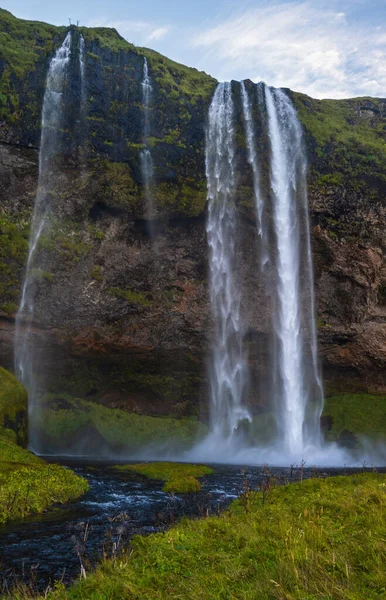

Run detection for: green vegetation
[[0, 366, 28, 445], [108, 287, 152, 306], [0, 214, 29, 316], [39, 394, 207, 452], [293, 92, 386, 206], [323, 393, 386, 444], [0, 9, 66, 125], [91, 264, 103, 281], [14, 472, 386, 599], [0, 369, 88, 524], [114, 462, 214, 493]]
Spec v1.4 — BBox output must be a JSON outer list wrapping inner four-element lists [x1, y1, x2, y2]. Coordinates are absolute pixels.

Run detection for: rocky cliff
[[0, 8, 385, 428]]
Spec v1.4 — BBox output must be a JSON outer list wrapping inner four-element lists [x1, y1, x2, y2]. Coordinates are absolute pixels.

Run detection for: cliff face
[[0, 9, 385, 419]]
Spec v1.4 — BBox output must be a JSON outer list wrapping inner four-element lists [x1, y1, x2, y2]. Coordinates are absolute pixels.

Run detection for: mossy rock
[[0, 367, 28, 446], [322, 393, 386, 443]]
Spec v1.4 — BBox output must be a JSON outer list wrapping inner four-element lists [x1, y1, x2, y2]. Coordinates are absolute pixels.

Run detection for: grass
[[113, 462, 214, 493], [38, 394, 207, 452], [0, 368, 89, 524], [12, 472, 386, 599]]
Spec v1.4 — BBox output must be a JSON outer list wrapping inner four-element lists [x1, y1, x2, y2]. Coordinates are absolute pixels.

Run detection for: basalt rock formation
[[0, 9, 385, 426]]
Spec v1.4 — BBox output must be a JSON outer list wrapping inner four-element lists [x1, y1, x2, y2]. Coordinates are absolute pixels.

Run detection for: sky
[[2, 0, 386, 99]]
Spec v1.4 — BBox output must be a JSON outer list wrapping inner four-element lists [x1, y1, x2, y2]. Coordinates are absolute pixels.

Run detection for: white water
[[139, 57, 154, 224], [14, 33, 72, 450], [265, 85, 323, 456], [240, 84, 264, 237], [187, 82, 332, 465], [79, 34, 86, 115], [198, 82, 250, 453]]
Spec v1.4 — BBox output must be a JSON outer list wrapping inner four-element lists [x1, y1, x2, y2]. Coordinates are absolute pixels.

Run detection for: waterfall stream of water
[[140, 57, 154, 227], [189, 82, 325, 463], [265, 85, 323, 456], [14, 31, 88, 451], [196, 82, 251, 454]]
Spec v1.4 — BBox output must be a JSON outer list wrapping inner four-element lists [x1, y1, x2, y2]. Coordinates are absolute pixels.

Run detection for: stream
[[0, 460, 375, 593]]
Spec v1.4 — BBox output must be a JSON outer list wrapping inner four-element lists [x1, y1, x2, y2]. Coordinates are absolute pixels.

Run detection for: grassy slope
[[0, 9, 66, 122], [39, 394, 207, 451], [13, 472, 385, 599], [0, 369, 88, 524], [114, 462, 214, 493], [293, 91, 386, 203]]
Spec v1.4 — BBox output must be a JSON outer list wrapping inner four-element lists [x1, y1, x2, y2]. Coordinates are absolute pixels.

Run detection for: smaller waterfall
[[140, 57, 154, 226], [204, 82, 251, 446], [264, 85, 323, 456], [15, 32, 72, 450], [79, 34, 86, 114]]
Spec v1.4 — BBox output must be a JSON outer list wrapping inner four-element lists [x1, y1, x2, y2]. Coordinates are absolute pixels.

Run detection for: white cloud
[[87, 18, 171, 45], [192, 2, 386, 98], [147, 26, 170, 42]]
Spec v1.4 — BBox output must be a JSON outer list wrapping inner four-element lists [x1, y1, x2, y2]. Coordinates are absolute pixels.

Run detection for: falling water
[[15, 32, 72, 451], [264, 85, 323, 456], [140, 57, 154, 224], [240, 83, 263, 235], [203, 82, 251, 447], [79, 35, 86, 115]]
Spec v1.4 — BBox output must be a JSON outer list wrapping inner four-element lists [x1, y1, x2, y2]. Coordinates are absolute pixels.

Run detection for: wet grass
[[9, 472, 386, 599], [113, 462, 214, 493]]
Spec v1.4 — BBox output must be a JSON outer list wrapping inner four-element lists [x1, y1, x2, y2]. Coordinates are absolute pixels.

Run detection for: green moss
[[0, 367, 28, 446], [0, 214, 29, 314], [24, 473, 386, 600], [93, 160, 139, 211], [108, 287, 152, 306], [91, 265, 103, 281], [323, 393, 386, 442], [0, 369, 88, 524], [114, 462, 214, 493], [0, 452, 88, 524], [30, 268, 54, 282], [39, 394, 207, 452]]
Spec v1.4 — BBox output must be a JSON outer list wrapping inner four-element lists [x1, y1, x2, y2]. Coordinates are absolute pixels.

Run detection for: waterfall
[[264, 85, 323, 455], [79, 34, 86, 115], [140, 57, 154, 225], [204, 82, 251, 445], [14, 32, 72, 451]]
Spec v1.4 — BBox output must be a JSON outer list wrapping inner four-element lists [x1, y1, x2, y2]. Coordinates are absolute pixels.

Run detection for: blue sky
[[2, 0, 386, 98]]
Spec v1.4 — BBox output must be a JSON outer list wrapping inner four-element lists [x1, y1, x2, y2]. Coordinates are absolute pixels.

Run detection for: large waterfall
[[140, 57, 154, 227], [265, 85, 323, 456], [199, 82, 251, 453], [189, 81, 325, 464]]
